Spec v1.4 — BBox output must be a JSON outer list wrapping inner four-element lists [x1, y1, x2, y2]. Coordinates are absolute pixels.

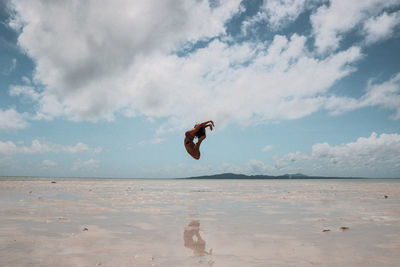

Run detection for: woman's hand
[[202, 120, 214, 128]]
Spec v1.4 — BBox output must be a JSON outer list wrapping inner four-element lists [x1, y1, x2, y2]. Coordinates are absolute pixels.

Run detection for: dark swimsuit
[[185, 131, 194, 145]]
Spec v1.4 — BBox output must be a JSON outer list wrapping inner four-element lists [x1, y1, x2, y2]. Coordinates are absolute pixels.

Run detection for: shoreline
[[1, 176, 399, 181]]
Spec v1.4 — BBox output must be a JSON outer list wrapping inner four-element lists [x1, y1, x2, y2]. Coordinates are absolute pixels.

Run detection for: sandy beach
[[1, 178, 399, 266]]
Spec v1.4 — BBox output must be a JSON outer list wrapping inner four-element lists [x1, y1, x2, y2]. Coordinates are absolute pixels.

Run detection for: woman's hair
[[195, 126, 206, 138]]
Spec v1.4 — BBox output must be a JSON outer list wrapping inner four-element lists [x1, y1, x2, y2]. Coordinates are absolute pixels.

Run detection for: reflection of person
[[184, 120, 214, 160], [184, 220, 212, 256]]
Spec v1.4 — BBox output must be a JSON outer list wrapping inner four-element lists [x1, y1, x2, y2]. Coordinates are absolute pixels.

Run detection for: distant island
[[186, 173, 368, 179]]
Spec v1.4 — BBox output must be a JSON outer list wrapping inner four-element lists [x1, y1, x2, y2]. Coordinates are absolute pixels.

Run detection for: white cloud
[[72, 158, 99, 171], [0, 139, 102, 155], [9, 85, 40, 102], [9, 0, 399, 134], [261, 0, 309, 29], [61, 142, 89, 153], [241, 0, 314, 36], [311, 0, 400, 52], [110, 131, 400, 178], [261, 145, 274, 152], [21, 76, 31, 84], [7, 0, 365, 130], [8, 0, 241, 122], [137, 137, 165, 146], [268, 132, 400, 178], [0, 108, 29, 130], [361, 74, 400, 120], [363, 11, 400, 45], [151, 138, 165, 144], [125, 35, 362, 132], [325, 73, 400, 119], [0, 141, 18, 156], [0, 140, 48, 155]]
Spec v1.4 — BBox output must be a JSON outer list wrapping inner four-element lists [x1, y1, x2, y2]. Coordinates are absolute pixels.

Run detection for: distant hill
[[186, 173, 365, 179]]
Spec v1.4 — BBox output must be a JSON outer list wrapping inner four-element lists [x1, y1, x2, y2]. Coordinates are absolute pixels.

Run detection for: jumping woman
[[184, 120, 214, 160]]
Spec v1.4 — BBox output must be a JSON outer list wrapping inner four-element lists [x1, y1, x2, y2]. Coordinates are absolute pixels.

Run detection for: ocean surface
[[1, 178, 400, 266]]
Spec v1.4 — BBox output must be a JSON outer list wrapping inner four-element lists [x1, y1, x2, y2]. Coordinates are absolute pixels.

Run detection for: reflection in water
[[184, 220, 212, 256]]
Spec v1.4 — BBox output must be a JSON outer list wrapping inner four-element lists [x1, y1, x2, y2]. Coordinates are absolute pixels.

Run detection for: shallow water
[[1, 178, 400, 266]]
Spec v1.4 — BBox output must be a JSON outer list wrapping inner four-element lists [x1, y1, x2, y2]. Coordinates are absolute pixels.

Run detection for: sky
[[0, 0, 400, 178]]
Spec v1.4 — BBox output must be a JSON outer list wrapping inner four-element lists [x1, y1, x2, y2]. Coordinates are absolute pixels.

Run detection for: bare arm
[[202, 120, 214, 126], [188, 120, 214, 136]]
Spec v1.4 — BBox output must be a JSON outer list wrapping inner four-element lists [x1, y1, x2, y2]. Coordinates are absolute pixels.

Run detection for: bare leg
[[192, 135, 206, 160]]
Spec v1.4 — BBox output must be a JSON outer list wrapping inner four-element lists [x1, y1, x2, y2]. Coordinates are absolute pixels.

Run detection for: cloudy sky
[[1, 0, 399, 178]]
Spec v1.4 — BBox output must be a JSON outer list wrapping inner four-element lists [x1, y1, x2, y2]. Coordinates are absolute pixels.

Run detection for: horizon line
[[1, 173, 399, 180]]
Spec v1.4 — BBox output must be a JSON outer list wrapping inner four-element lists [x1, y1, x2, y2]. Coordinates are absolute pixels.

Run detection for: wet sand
[[1, 178, 399, 266]]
